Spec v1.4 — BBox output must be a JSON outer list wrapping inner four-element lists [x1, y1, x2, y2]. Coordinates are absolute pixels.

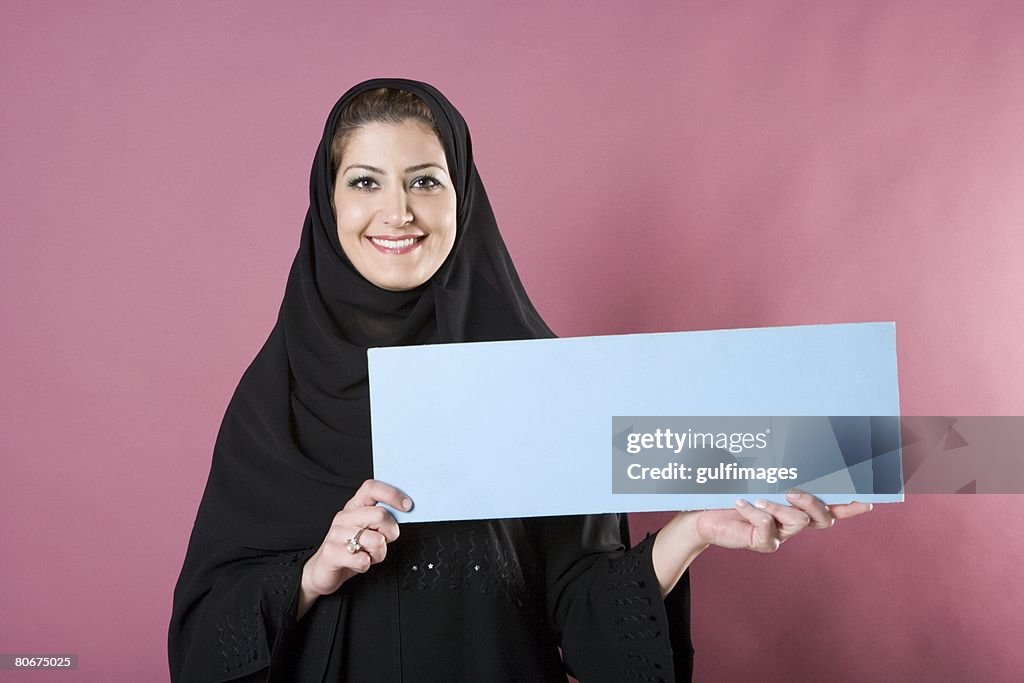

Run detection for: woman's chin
[[370, 272, 428, 292]]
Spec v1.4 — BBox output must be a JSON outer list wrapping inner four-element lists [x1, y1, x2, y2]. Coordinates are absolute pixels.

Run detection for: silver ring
[[345, 527, 368, 554]]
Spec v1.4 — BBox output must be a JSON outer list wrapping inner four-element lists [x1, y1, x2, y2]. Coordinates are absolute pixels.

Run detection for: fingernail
[[785, 491, 799, 501], [867, 503, 874, 512], [735, 499, 748, 508], [402, 498, 412, 510], [755, 499, 768, 509]]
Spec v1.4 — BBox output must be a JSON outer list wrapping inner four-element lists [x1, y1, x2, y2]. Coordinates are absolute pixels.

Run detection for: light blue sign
[[369, 322, 902, 522]]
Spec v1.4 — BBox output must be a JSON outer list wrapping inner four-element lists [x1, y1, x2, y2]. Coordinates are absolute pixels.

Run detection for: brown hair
[[330, 87, 442, 180]]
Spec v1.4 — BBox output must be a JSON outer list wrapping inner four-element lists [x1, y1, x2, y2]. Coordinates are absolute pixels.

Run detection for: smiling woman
[[168, 78, 869, 683]]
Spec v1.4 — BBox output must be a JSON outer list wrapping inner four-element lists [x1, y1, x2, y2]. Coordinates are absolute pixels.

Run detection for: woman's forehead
[[338, 121, 449, 171]]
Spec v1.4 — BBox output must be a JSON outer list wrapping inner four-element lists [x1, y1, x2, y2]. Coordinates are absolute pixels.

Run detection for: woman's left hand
[[651, 489, 873, 596], [695, 489, 873, 553]]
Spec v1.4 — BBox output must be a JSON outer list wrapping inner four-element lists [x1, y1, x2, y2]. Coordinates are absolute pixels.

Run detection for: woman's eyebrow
[[343, 163, 446, 174], [404, 163, 445, 174], [343, 163, 384, 174]]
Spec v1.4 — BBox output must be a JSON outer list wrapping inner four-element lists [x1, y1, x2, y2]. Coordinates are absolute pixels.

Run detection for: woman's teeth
[[371, 237, 418, 249]]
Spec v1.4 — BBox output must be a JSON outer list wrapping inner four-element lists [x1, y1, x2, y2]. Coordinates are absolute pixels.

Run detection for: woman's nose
[[380, 188, 413, 226]]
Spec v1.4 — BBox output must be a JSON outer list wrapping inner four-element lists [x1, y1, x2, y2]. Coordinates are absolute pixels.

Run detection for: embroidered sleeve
[[168, 526, 317, 682], [529, 514, 694, 683]]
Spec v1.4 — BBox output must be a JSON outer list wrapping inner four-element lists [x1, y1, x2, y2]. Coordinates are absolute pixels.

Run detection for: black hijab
[[193, 78, 553, 550]]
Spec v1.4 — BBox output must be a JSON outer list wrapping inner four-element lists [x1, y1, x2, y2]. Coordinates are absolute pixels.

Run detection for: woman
[[168, 78, 870, 682]]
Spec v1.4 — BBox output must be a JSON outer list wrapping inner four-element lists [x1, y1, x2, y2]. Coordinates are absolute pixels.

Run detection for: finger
[[321, 527, 384, 569], [831, 502, 874, 520], [319, 536, 373, 573], [784, 489, 835, 528], [331, 506, 401, 543], [347, 548, 373, 573], [357, 529, 389, 565], [753, 499, 810, 541], [344, 479, 413, 513], [734, 499, 781, 552]]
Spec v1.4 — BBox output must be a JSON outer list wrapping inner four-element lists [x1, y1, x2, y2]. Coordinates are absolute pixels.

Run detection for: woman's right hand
[[297, 479, 411, 619]]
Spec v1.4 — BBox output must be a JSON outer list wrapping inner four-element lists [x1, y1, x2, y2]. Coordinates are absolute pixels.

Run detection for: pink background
[[2, 1, 1022, 681]]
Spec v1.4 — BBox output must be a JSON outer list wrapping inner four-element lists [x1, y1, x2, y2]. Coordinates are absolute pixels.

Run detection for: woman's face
[[333, 119, 457, 291]]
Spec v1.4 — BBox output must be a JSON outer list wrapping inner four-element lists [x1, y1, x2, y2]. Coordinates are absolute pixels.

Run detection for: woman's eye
[[412, 176, 442, 190], [347, 176, 378, 191]]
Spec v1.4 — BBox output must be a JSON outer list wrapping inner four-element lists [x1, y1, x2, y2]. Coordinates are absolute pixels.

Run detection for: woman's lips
[[367, 235, 426, 255]]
